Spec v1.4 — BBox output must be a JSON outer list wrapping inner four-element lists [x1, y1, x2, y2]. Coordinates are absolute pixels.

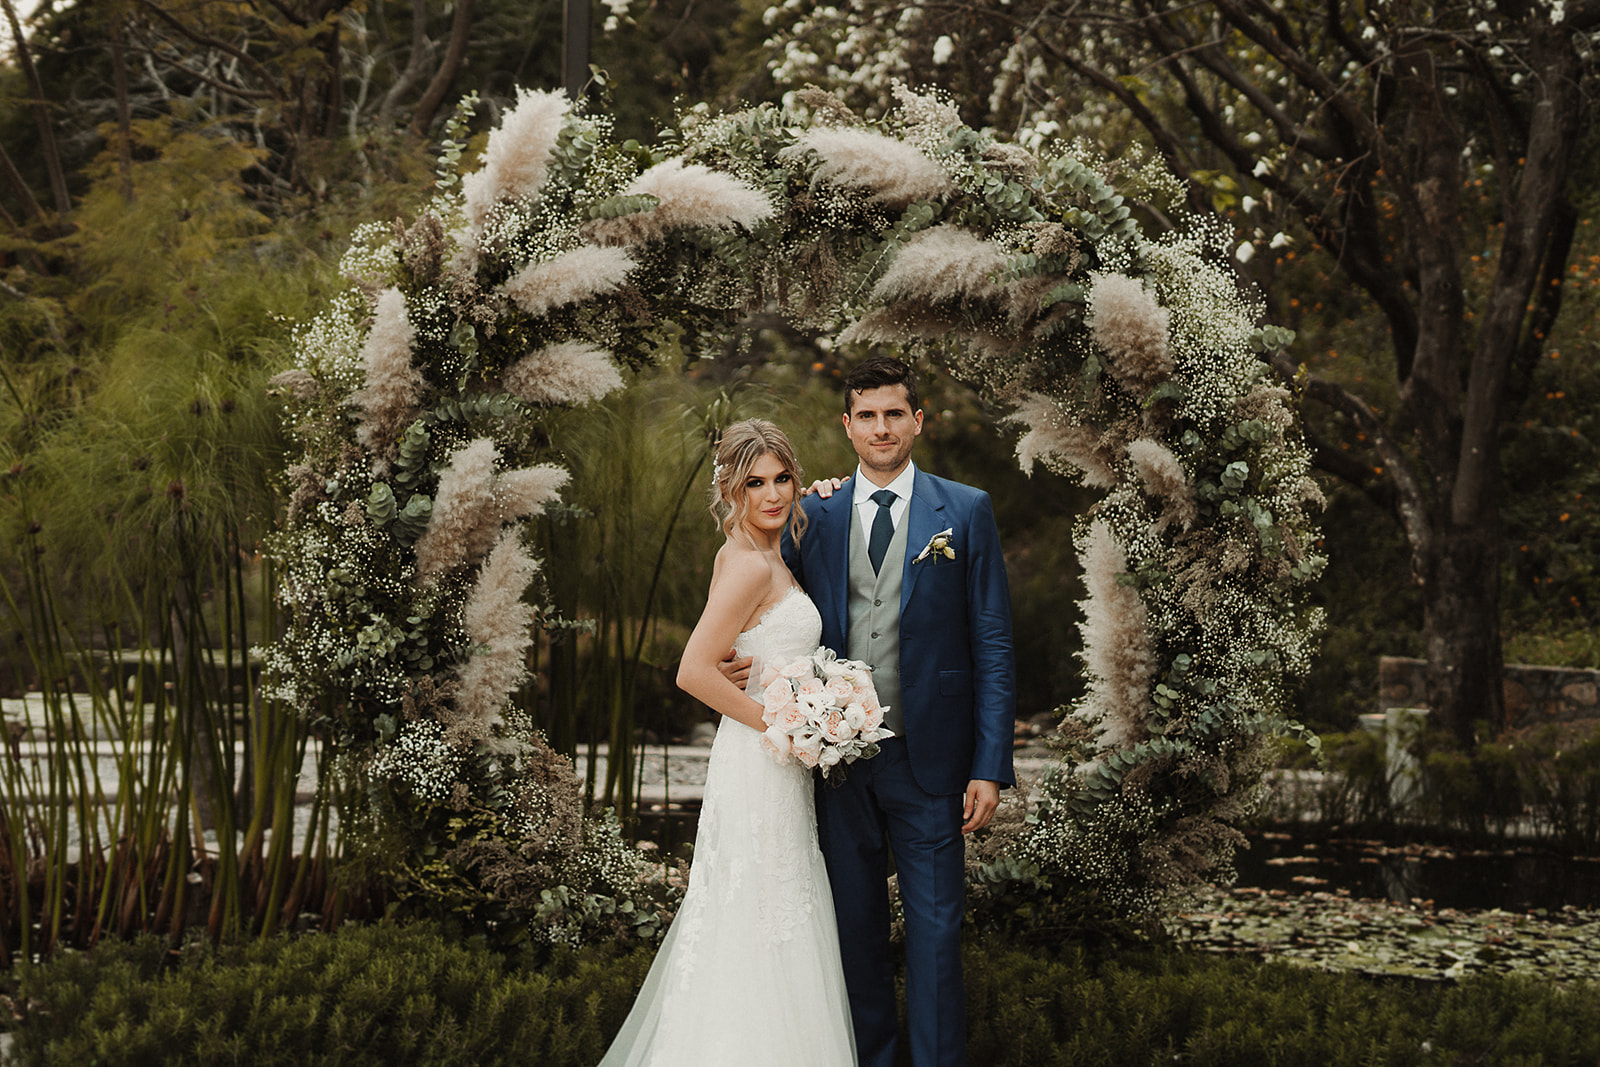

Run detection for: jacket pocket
[[938, 669, 973, 696]]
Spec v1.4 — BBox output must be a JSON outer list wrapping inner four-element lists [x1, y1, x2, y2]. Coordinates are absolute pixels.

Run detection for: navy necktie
[[867, 489, 897, 574]]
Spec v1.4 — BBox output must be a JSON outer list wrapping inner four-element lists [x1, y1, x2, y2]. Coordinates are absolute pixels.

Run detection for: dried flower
[[1127, 438, 1197, 530], [585, 159, 773, 245], [501, 245, 636, 318], [461, 87, 571, 237], [349, 288, 425, 466], [267, 369, 318, 401], [451, 529, 540, 742], [502, 342, 624, 406], [780, 127, 955, 207], [1008, 393, 1119, 488], [414, 438, 501, 582], [1087, 273, 1173, 399], [871, 225, 1009, 306], [1074, 518, 1156, 750]]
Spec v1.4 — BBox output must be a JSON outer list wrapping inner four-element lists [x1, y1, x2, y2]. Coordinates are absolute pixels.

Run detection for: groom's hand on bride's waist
[[962, 780, 1000, 834], [717, 650, 753, 688]]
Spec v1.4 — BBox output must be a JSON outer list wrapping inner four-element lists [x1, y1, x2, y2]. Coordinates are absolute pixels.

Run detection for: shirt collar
[[852, 461, 917, 505]]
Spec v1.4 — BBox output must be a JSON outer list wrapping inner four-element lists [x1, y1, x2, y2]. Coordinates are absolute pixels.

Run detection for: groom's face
[[844, 384, 923, 484]]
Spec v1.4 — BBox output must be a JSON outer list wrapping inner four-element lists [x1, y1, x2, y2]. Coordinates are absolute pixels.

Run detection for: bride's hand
[[802, 476, 846, 499], [717, 650, 753, 689]]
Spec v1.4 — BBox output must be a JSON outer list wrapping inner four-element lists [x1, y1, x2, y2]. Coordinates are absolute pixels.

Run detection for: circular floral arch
[[267, 84, 1323, 940]]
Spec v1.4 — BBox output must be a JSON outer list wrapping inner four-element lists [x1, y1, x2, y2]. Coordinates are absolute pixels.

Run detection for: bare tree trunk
[[0, 140, 45, 222], [377, 0, 432, 127], [408, 0, 477, 137], [1, 0, 70, 218], [110, 15, 136, 203]]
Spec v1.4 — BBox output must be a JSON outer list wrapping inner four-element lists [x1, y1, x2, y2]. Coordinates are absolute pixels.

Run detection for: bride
[[599, 419, 856, 1066]]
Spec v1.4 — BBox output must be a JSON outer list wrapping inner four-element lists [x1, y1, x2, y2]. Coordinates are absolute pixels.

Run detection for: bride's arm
[[677, 555, 770, 733]]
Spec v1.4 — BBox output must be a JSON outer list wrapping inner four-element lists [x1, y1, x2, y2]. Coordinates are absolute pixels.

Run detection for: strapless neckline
[[742, 585, 805, 638]]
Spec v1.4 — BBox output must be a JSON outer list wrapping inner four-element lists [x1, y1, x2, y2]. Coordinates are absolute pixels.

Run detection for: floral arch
[[266, 84, 1324, 942]]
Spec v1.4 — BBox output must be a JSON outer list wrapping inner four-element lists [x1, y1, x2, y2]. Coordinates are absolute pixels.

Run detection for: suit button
[[874, 599, 882, 606], [871, 632, 879, 639]]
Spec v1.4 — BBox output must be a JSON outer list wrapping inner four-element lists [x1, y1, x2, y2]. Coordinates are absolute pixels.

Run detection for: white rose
[[843, 702, 867, 731]]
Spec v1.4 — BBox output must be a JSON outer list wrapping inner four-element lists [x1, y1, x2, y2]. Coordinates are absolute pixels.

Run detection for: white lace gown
[[599, 587, 856, 1067]]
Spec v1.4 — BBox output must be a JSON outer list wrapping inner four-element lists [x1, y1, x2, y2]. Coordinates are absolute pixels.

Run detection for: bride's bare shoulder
[[709, 541, 769, 591]]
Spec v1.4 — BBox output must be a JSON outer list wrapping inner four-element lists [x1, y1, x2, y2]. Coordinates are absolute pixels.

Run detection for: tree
[[754, 0, 1600, 744]]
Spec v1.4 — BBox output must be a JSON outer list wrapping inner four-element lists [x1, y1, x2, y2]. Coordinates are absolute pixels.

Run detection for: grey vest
[[847, 503, 909, 737]]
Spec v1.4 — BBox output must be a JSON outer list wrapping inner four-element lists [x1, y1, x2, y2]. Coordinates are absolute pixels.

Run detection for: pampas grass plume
[[451, 530, 540, 741], [501, 245, 636, 318], [872, 225, 1008, 305], [414, 438, 500, 582], [1075, 518, 1156, 749], [781, 127, 955, 207], [1128, 438, 1198, 530], [1008, 393, 1118, 488], [503, 342, 624, 406], [461, 88, 570, 235], [463, 464, 570, 563], [838, 304, 955, 347], [1088, 273, 1173, 399], [350, 287, 425, 463], [586, 159, 772, 245]]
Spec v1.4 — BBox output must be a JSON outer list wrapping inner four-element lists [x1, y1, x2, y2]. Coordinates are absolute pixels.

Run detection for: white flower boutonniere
[[913, 528, 956, 565]]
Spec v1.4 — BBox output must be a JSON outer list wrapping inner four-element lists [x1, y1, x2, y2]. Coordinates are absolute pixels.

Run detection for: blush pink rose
[[760, 725, 793, 762], [763, 681, 793, 716], [796, 676, 826, 698], [779, 658, 812, 679], [792, 732, 823, 768], [778, 702, 809, 732], [864, 705, 885, 733], [852, 684, 880, 712], [822, 710, 851, 743], [824, 677, 855, 703]]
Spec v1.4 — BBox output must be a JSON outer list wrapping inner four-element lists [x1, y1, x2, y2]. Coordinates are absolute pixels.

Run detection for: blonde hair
[[709, 419, 808, 546]]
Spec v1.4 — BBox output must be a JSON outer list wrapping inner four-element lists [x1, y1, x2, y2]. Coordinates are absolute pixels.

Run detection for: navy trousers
[[816, 738, 966, 1067]]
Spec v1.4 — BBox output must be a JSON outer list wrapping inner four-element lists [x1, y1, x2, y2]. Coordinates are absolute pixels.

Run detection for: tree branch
[[1270, 353, 1431, 565], [134, 0, 285, 100], [1, 0, 71, 218], [408, 0, 475, 137]]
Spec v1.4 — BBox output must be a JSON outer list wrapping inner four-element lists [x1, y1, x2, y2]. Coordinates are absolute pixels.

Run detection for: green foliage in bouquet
[[265, 80, 1322, 931]]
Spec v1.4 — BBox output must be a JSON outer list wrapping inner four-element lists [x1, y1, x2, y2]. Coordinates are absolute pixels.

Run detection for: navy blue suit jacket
[[784, 469, 1016, 796]]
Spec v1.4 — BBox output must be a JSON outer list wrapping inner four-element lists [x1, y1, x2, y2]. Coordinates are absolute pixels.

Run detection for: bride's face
[[740, 452, 796, 540]]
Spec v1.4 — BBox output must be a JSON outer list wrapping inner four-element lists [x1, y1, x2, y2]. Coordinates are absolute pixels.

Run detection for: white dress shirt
[[852, 461, 916, 542]]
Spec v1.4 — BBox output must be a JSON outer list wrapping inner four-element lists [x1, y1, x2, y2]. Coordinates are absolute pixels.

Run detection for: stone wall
[[1379, 655, 1600, 729]]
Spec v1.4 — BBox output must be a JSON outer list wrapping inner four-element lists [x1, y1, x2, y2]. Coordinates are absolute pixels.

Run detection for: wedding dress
[[599, 587, 856, 1066]]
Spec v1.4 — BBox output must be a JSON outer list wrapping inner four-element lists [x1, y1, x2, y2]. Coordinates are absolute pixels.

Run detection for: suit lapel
[[901, 471, 947, 611], [814, 489, 852, 641]]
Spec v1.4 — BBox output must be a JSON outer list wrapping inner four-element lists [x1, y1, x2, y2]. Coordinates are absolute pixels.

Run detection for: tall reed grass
[[0, 341, 341, 961]]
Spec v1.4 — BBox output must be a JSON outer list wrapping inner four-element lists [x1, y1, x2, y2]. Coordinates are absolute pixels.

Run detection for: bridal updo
[[709, 419, 808, 545]]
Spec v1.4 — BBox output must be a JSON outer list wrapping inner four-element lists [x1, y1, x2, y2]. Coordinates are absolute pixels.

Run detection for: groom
[[786, 356, 1015, 1067]]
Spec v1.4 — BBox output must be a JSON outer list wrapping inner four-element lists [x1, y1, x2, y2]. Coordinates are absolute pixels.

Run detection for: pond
[[1233, 830, 1600, 912]]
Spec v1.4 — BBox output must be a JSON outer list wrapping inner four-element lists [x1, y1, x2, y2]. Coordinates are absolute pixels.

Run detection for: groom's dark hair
[[843, 356, 920, 415]]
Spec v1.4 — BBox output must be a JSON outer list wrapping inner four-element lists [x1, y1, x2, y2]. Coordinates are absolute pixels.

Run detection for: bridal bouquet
[[758, 647, 894, 778]]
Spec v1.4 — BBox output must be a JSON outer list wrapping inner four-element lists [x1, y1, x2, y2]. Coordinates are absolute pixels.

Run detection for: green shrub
[[9, 924, 1600, 1066], [964, 936, 1600, 1066], [2, 923, 652, 1067]]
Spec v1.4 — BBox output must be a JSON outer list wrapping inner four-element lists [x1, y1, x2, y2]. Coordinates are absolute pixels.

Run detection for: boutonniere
[[913, 528, 956, 565]]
